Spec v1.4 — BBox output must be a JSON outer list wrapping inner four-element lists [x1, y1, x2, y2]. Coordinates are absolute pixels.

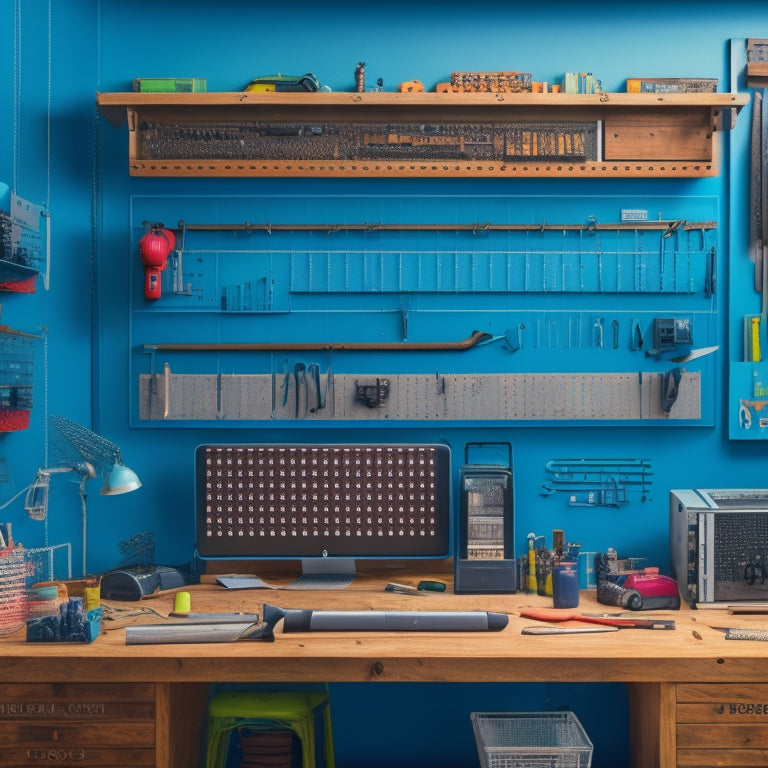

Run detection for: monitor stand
[[284, 558, 357, 590]]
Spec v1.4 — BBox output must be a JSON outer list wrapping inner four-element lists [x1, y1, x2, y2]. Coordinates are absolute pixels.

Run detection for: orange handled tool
[[519, 607, 674, 630]]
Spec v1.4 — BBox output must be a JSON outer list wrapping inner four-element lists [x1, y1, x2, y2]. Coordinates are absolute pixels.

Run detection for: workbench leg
[[628, 682, 676, 768], [156, 682, 211, 768]]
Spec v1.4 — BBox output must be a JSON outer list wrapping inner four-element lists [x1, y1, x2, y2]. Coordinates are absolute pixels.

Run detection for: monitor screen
[[195, 443, 451, 561]]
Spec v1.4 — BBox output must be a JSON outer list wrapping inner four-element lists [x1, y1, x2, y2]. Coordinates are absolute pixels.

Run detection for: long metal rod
[[161, 219, 716, 234], [143, 329, 492, 353]]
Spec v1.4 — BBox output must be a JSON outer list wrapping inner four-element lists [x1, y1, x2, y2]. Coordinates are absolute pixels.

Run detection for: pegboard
[[138, 370, 702, 425], [129, 193, 718, 427]]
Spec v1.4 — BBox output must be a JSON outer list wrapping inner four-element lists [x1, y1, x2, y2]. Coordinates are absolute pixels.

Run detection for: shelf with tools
[[96, 90, 748, 178]]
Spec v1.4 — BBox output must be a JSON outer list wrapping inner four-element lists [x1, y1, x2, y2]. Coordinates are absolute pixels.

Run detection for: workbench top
[[1, 569, 765, 685]]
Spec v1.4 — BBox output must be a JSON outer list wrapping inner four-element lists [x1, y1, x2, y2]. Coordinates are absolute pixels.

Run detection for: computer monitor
[[195, 443, 451, 579]]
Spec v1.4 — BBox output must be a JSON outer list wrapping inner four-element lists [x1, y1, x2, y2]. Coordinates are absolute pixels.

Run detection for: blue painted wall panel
[[3, 2, 768, 766]]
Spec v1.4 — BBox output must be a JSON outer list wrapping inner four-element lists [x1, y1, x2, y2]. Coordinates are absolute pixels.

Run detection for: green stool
[[206, 691, 334, 768]]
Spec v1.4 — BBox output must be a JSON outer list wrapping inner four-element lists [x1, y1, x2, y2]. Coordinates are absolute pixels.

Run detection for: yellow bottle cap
[[173, 591, 191, 614]]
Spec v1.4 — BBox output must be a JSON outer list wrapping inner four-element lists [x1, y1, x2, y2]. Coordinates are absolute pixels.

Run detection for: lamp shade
[[100, 462, 142, 496]]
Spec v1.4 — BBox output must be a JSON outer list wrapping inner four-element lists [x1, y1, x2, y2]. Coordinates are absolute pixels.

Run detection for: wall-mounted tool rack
[[0, 187, 45, 294], [0, 325, 40, 432], [137, 370, 702, 424], [96, 91, 748, 178], [128, 193, 719, 428], [137, 216, 719, 311]]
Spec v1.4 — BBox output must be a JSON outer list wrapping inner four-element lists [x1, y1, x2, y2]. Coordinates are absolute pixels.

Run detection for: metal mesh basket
[[471, 712, 593, 768]]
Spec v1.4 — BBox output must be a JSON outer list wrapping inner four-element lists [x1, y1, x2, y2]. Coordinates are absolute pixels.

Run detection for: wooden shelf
[[747, 61, 768, 88], [96, 90, 749, 179]]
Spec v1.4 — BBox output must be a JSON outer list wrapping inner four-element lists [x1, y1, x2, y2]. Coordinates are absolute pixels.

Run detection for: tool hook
[[294, 362, 307, 418]]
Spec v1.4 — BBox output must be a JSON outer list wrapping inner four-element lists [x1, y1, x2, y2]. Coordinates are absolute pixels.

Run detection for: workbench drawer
[[0, 682, 157, 767], [677, 684, 768, 767]]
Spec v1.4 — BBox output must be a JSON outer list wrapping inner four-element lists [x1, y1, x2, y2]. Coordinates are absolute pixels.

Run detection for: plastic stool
[[206, 691, 334, 768]]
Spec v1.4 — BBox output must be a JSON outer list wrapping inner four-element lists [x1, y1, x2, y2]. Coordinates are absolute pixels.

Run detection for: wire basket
[[471, 712, 593, 768], [0, 548, 28, 635]]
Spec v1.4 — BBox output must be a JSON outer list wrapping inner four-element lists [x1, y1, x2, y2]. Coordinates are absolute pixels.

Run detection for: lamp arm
[[78, 474, 89, 577]]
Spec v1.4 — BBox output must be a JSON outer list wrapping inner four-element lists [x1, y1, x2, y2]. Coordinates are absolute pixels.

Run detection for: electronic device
[[195, 443, 451, 582], [595, 551, 680, 610], [670, 489, 768, 606], [100, 565, 186, 601], [454, 442, 516, 594]]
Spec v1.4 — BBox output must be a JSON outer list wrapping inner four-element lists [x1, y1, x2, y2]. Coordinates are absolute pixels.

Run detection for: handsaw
[[519, 607, 675, 629], [667, 345, 719, 363]]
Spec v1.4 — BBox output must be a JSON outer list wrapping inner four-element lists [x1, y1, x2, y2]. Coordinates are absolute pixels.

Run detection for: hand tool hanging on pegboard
[[752, 91, 763, 292], [747, 90, 766, 361], [751, 90, 768, 353], [142, 329, 493, 354], [762, 89, 768, 339]]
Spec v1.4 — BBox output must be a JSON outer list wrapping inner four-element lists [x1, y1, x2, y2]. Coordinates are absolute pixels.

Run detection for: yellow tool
[[746, 314, 762, 361], [527, 533, 538, 592]]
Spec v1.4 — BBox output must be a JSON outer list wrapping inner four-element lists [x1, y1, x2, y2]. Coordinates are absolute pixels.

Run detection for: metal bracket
[[354, 378, 390, 408]]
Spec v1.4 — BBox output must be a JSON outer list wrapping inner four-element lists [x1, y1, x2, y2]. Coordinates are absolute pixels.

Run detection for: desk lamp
[[24, 415, 141, 576]]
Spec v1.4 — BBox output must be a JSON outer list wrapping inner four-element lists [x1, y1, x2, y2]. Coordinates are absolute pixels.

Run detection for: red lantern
[[139, 226, 175, 300]]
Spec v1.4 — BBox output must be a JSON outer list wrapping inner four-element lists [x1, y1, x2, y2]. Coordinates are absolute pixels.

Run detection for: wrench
[[593, 317, 604, 349], [294, 363, 307, 418], [307, 363, 325, 412]]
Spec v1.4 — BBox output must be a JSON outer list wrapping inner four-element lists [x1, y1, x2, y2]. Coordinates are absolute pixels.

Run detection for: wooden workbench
[[1, 567, 766, 768]]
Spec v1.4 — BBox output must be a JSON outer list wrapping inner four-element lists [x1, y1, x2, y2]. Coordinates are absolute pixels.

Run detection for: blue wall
[[3, 2, 768, 766]]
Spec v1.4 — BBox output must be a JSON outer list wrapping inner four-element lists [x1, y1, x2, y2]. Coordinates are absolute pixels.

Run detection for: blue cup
[[553, 562, 580, 608]]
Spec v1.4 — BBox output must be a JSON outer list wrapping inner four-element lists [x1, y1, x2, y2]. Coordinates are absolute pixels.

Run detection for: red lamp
[[139, 226, 175, 300]]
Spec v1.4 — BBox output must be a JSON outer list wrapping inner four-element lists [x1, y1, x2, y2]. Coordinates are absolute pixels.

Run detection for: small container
[[552, 562, 580, 608], [535, 549, 554, 596], [578, 552, 598, 589], [0, 548, 27, 635], [471, 711, 593, 768], [174, 591, 191, 613]]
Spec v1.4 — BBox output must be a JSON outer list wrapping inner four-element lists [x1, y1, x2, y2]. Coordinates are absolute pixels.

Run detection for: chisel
[[126, 621, 269, 644], [522, 625, 618, 635], [712, 627, 768, 641]]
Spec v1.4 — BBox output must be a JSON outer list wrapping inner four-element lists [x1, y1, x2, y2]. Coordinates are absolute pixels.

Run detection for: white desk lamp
[[23, 416, 141, 576]]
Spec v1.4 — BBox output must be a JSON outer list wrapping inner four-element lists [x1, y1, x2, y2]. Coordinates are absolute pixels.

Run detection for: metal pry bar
[[143, 330, 493, 353]]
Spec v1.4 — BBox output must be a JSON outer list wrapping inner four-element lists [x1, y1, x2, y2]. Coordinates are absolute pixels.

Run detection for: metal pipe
[[143, 329, 493, 353], [152, 219, 717, 234]]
